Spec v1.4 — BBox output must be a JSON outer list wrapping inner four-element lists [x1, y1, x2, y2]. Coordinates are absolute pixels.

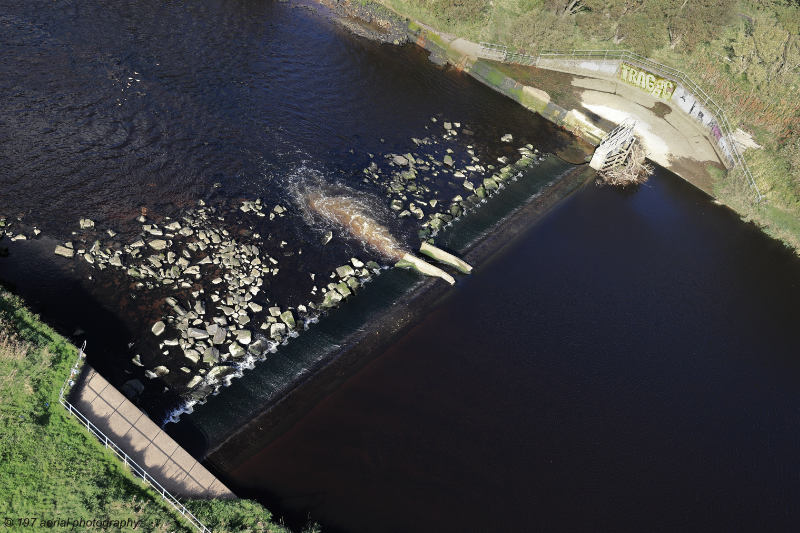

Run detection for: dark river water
[[1, 0, 585, 419], [230, 167, 800, 533], [2, 0, 800, 531]]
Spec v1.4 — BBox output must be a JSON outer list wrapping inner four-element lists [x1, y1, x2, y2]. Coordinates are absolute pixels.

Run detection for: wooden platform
[[71, 366, 235, 500]]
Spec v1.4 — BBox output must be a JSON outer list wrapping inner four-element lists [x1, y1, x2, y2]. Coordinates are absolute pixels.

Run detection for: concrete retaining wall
[[540, 57, 736, 168]]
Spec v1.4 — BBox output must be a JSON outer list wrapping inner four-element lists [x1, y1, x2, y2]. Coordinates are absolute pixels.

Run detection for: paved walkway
[[71, 366, 236, 499]]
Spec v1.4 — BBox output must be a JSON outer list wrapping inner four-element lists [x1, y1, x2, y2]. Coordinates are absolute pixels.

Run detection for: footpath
[[71, 366, 235, 499]]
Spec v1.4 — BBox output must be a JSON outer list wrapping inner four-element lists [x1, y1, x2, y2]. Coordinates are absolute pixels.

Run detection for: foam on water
[[287, 167, 408, 260]]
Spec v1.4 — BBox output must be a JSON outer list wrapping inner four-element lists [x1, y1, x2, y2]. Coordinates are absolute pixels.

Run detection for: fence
[[476, 45, 763, 202], [59, 343, 211, 533]]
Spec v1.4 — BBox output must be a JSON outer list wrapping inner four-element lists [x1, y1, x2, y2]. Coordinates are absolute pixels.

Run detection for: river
[[2, 1, 799, 532]]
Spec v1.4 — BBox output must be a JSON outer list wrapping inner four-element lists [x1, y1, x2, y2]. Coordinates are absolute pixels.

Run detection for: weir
[[165, 154, 595, 478]]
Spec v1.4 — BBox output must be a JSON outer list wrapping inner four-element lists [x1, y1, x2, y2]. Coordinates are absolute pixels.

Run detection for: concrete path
[[71, 366, 236, 499]]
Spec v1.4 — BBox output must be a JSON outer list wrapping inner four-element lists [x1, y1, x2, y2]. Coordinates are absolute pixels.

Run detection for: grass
[[0, 288, 294, 533]]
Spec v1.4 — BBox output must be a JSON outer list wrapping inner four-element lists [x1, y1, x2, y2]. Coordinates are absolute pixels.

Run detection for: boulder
[[269, 322, 287, 338], [443, 155, 453, 167], [54, 245, 75, 258], [184, 349, 200, 364], [207, 366, 235, 381], [321, 291, 342, 308], [202, 347, 220, 363], [151, 321, 166, 336], [79, 219, 95, 229], [186, 375, 203, 389], [336, 265, 355, 278], [501, 133, 513, 142], [335, 283, 351, 297], [228, 342, 246, 358], [280, 311, 295, 329], [149, 239, 167, 251], [236, 330, 252, 345], [393, 155, 408, 166], [483, 177, 499, 191], [187, 327, 209, 339]]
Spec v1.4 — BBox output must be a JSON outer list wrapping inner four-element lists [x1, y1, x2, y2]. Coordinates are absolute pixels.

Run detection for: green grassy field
[[375, 0, 800, 252], [0, 288, 294, 533]]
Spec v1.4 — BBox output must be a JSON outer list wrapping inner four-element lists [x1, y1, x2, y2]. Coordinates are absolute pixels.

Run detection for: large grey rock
[[213, 326, 227, 345], [228, 342, 246, 358], [336, 265, 355, 278], [207, 366, 235, 381], [54, 245, 75, 258], [149, 239, 167, 251], [321, 291, 342, 308], [335, 282, 352, 297], [187, 327, 209, 339], [248, 339, 268, 355], [393, 155, 409, 166], [184, 349, 200, 364], [280, 311, 295, 329], [236, 330, 252, 345], [269, 322, 287, 339], [202, 346, 220, 363], [109, 255, 123, 267], [79, 219, 95, 229], [151, 321, 166, 336]]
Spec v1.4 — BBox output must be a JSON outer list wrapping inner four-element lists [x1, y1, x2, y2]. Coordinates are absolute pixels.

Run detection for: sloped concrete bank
[[318, 0, 728, 193]]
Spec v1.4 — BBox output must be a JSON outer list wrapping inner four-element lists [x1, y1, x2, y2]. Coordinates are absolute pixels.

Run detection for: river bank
[[0, 288, 292, 532], [319, 0, 800, 254]]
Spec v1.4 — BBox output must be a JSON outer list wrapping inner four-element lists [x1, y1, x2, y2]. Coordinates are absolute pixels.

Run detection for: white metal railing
[[478, 42, 507, 61], [476, 45, 763, 202], [59, 343, 211, 533]]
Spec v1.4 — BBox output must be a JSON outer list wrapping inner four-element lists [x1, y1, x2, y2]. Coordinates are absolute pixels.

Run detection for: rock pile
[[52, 202, 386, 403]]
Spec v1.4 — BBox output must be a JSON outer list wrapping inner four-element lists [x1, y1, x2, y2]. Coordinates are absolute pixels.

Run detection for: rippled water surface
[[1, 0, 580, 418]]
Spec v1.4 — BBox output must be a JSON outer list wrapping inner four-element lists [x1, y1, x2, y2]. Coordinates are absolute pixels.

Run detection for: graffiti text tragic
[[617, 62, 675, 101]]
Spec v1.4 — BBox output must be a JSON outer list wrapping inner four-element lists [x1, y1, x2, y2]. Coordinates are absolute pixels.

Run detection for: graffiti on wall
[[617, 62, 675, 101]]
